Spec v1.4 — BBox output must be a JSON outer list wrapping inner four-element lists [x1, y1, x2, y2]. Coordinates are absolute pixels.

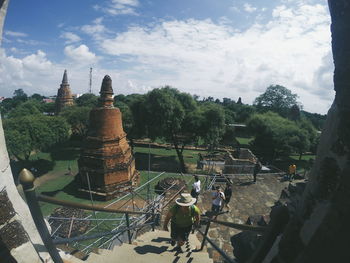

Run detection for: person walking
[[289, 164, 297, 181], [163, 193, 201, 252], [191, 175, 201, 203], [211, 186, 225, 213], [253, 159, 262, 183], [222, 181, 233, 211]]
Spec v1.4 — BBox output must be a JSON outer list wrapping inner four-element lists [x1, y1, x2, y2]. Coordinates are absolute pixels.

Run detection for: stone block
[[0, 189, 15, 225], [0, 220, 28, 250], [11, 242, 42, 263]]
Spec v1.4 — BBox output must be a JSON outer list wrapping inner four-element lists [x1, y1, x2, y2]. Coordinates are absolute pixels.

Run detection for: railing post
[[200, 220, 211, 251], [19, 169, 63, 263], [151, 207, 155, 231], [125, 213, 132, 244]]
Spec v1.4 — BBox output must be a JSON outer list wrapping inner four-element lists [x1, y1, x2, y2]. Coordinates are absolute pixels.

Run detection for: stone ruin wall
[[223, 148, 256, 175]]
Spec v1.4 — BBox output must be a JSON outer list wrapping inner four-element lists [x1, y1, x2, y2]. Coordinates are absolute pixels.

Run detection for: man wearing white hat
[[163, 193, 201, 252]]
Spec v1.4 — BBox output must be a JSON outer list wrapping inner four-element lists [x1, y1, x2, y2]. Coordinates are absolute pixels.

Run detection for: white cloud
[[64, 44, 98, 64], [5, 30, 28, 37], [98, 3, 332, 113], [16, 38, 42, 45], [230, 5, 240, 12], [60, 32, 82, 44], [81, 18, 108, 40], [22, 50, 52, 71], [94, 0, 139, 16], [243, 3, 257, 13], [0, 49, 60, 96]]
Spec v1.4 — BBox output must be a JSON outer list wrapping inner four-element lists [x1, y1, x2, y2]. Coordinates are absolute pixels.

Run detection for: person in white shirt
[[211, 186, 225, 213], [191, 175, 201, 203]]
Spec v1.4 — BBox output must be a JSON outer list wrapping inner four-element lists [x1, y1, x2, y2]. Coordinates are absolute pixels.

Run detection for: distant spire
[[62, 69, 68, 84], [99, 75, 114, 107]]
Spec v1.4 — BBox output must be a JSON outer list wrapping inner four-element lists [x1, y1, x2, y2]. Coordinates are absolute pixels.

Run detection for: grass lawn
[[133, 146, 205, 164], [236, 137, 254, 146]]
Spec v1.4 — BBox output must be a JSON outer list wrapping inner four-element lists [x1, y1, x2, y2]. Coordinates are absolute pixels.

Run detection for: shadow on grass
[[135, 152, 180, 173], [10, 159, 56, 183], [41, 189, 61, 197], [64, 178, 93, 200], [49, 146, 80, 161], [39, 176, 94, 201]]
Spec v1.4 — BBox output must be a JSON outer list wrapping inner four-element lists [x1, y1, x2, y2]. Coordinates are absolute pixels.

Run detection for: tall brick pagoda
[[55, 69, 74, 114], [77, 75, 139, 200]]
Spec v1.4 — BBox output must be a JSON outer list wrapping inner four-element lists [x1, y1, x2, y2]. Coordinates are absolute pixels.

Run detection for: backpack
[[172, 204, 196, 220]]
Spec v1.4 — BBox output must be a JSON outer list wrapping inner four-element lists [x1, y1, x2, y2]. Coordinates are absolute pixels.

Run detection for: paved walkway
[[196, 174, 289, 262]]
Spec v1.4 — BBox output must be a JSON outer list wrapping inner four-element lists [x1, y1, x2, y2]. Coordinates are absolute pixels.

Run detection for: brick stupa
[[77, 75, 139, 200], [55, 69, 74, 114]]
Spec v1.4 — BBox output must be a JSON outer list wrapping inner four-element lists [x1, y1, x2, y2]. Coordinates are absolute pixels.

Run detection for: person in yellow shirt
[[288, 164, 297, 181], [163, 193, 201, 252]]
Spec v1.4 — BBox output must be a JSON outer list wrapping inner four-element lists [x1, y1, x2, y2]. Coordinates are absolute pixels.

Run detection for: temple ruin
[[223, 148, 256, 175], [77, 75, 139, 200], [55, 69, 74, 114]]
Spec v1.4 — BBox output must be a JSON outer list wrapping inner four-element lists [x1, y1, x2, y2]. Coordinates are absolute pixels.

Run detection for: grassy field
[[134, 146, 204, 164], [236, 136, 254, 146]]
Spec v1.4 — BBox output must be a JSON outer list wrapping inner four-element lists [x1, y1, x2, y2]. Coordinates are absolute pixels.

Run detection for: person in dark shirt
[[222, 181, 233, 211], [253, 159, 262, 183]]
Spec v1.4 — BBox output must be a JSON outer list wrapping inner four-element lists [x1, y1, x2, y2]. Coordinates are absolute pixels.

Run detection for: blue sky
[[1, 0, 333, 114]]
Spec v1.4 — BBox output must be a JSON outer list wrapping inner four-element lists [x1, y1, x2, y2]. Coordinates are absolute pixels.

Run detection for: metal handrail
[[208, 218, 267, 233], [207, 174, 217, 190], [52, 222, 154, 245], [197, 228, 237, 263], [197, 215, 267, 263], [38, 194, 157, 215]]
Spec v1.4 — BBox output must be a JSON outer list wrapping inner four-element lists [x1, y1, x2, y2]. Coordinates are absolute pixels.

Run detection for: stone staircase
[[65, 230, 213, 263]]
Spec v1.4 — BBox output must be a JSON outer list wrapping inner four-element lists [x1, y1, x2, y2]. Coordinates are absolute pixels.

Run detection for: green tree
[[76, 93, 98, 108], [7, 100, 42, 118], [13, 89, 28, 100], [254, 85, 301, 116], [199, 103, 226, 151], [31, 93, 44, 101], [144, 87, 199, 173], [128, 94, 148, 139], [289, 104, 301, 121], [247, 112, 310, 162], [41, 102, 55, 115], [60, 106, 91, 138], [3, 115, 69, 160], [0, 98, 15, 115], [296, 118, 318, 158]]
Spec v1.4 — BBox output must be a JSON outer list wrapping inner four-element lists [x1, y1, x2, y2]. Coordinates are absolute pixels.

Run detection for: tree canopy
[[3, 115, 70, 160], [75, 93, 98, 108], [247, 112, 317, 162], [254, 85, 301, 115]]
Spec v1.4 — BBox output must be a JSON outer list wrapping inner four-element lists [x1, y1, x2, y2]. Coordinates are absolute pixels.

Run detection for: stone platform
[[196, 173, 289, 262]]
